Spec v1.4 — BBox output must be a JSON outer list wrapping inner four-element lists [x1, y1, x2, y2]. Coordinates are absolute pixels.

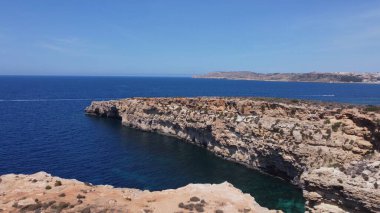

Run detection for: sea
[[1, 76, 380, 213]]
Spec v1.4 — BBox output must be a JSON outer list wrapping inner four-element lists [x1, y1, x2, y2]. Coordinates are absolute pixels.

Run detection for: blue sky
[[0, 0, 380, 76]]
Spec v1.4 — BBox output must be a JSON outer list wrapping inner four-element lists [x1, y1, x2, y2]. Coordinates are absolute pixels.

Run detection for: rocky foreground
[[86, 97, 380, 212], [193, 71, 380, 83], [0, 172, 275, 213]]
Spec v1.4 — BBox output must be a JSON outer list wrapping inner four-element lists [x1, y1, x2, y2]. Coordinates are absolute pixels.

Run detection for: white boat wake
[[303, 94, 335, 97], [0, 98, 116, 102]]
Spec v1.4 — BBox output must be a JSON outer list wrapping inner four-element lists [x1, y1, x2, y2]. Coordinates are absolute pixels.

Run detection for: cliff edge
[[86, 97, 380, 212], [0, 172, 275, 213]]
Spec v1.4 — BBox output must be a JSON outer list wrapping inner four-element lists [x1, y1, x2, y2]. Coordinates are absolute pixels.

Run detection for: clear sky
[[0, 0, 380, 76]]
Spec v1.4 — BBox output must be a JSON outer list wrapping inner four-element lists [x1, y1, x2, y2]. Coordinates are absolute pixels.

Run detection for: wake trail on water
[[0, 98, 118, 102], [302, 94, 335, 97]]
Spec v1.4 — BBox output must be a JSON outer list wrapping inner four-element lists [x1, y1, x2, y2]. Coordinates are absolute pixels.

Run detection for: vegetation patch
[[77, 194, 86, 199], [178, 200, 205, 212], [54, 180, 62, 186], [364, 105, 380, 112], [324, 119, 330, 124], [332, 122, 342, 132], [323, 129, 332, 140], [190, 196, 201, 202], [51, 202, 70, 211], [20, 203, 42, 211]]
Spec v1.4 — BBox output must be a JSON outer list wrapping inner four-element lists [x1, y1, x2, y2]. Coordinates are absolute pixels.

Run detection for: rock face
[[0, 172, 275, 213], [85, 97, 380, 212]]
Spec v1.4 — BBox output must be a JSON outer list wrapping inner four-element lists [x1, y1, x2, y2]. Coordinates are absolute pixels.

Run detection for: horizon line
[[1, 70, 380, 77]]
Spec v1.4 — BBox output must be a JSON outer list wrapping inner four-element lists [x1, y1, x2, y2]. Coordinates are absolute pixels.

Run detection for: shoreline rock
[[0, 172, 276, 213], [85, 97, 380, 212]]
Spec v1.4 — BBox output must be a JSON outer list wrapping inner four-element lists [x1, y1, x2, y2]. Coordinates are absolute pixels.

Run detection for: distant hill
[[193, 71, 380, 83]]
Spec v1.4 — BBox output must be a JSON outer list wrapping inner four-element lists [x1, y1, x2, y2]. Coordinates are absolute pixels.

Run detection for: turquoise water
[[1, 76, 380, 212]]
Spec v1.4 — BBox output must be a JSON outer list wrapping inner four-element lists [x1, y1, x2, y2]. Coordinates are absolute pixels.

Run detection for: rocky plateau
[[0, 172, 274, 213]]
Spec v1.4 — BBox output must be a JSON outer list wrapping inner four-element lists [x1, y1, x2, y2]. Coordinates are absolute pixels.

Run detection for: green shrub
[[77, 194, 86, 199], [323, 129, 332, 140], [260, 105, 265, 112], [324, 119, 330, 124], [332, 122, 342, 132], [54, 180, 62, 186], [364, 105, 380, 112], [189, 196, 200, 202]]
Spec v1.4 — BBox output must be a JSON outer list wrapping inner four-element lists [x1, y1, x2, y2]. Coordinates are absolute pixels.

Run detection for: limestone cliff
[[85, 97, 380, 212], [0, 172, 275, 213]]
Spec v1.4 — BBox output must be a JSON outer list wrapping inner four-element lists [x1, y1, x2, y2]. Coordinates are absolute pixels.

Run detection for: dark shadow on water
[[88, 117, 305, 213]]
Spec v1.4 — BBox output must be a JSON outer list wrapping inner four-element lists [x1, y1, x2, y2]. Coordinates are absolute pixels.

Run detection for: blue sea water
[[1, 76, 380, 213]]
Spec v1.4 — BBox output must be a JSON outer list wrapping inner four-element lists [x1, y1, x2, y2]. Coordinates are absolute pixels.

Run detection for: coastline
[[85, 97, 380, 212], [0, 172, 276, 212]]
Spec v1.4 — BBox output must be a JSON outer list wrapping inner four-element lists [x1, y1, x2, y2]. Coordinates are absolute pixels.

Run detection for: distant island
[[193, 71, 380, 83]]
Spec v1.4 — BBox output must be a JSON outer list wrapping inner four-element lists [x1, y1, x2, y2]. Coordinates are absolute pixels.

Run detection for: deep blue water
[[1, 76, 380, 213]]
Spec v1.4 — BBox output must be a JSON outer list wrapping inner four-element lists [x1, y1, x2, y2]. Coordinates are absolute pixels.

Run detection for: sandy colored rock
[[0, 172, 277, 213]]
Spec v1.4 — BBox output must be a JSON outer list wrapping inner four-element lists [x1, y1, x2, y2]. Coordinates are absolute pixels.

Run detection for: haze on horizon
[[0, 0, 380, 76]]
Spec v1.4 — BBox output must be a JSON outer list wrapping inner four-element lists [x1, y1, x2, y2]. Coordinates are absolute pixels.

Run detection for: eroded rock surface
[[0, 172, 275, 213], [85, 97, 380, 212]]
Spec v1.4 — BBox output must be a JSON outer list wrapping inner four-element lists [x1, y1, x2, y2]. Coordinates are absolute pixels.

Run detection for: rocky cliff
[[0, 172, 275, 213], [85, 97, 380, 212]]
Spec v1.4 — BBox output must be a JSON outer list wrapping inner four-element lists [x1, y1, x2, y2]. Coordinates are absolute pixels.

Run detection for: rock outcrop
[[85, 97, 380, 212], [0, 172, 276, 213]]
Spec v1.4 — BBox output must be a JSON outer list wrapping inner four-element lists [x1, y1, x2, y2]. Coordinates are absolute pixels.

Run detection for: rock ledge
[[0, 172, 276, 213]]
